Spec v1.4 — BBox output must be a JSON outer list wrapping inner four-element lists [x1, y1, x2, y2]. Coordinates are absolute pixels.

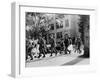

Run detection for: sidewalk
[[26, 53, 89, 67]]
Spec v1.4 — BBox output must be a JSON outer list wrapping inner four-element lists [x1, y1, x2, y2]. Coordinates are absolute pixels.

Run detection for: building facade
[[48, 14, 80, 45]]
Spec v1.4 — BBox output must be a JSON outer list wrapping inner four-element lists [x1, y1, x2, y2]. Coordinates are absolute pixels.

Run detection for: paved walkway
[[26, 53, 89, 67]]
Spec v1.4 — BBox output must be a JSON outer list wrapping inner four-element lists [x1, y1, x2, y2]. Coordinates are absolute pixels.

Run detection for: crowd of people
[[26, 34, 84, 61]]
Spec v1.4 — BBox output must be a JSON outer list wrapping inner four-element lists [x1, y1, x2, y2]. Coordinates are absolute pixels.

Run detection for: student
[[67, 37, 73, 54], [38, 36, 46, 58], [64, 34, 70, 54], [26, 37, 33, 61], [49, 35, 55, 56], [31, 38, 40, 58], [72, 36, 76, 45], [60, 39, 64, 51], [26, 41, 33, 60], [75, 36, 82, 54]]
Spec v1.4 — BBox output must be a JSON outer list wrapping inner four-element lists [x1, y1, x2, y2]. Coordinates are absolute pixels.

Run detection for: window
[[65, 19, 69, 27], [65, 15, 69, 27], [55, 14, 64, 29], [49, 24, 54, 30]]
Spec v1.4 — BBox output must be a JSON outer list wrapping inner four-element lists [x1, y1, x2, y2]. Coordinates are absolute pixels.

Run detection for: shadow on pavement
[[61, 58, 84, 65]]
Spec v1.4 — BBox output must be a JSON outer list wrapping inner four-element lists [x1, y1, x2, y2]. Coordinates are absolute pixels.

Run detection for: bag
[[68, 44, 73, 51]]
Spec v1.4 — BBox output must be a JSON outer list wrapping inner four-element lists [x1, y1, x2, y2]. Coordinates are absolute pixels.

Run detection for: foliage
[[26, 13, 54, 40], [78, 15, 89, 44], [78, 15, 90, 57]]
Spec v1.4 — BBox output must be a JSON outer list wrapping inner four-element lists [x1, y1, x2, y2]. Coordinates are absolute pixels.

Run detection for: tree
[[78, 15, 89, 44], [26, 12, 52, 40], [78, 15, 90, 57]]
